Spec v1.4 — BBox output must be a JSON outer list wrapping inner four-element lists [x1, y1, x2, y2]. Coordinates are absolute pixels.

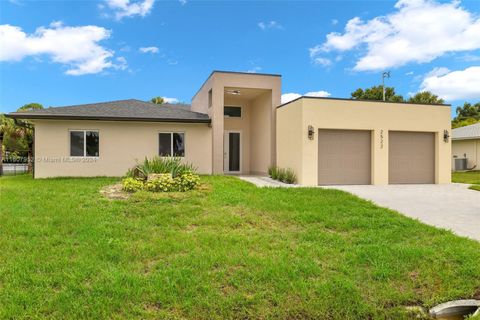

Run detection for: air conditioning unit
[[454, 158, 467, 171]]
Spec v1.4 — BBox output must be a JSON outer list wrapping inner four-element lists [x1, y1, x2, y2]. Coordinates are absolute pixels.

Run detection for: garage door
[[389, 131, 435, 184], [318, 129, 371, 185]]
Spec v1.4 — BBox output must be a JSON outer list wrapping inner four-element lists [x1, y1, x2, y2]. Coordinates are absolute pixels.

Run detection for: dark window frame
[[224, 106, 242, 118], [208, 89, 213, 108], [159, 132, 185, 157], [69, 130, 99, 157]]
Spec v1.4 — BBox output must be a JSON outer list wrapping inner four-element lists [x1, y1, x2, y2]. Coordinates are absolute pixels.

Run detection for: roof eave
[[6, 114, 211, 124], [277, 96, 452, 109], [452, 137, 480, 141]]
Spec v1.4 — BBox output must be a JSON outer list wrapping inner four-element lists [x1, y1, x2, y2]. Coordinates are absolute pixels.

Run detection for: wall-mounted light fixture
[[443, 130, 450, 143], [308, 125, 315, 140]]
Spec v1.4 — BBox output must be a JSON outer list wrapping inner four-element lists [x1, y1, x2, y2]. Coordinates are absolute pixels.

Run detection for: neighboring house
[[451, 123, 480, 171], [8, 70, 452, 185]]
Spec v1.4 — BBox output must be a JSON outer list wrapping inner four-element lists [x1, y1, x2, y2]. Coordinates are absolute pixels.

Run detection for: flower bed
[[123, 157, 200, 192]]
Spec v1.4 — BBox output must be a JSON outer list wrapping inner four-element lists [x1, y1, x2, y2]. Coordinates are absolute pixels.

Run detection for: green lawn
[[452, 171, 480, 191], [1, 175, 480, 319]]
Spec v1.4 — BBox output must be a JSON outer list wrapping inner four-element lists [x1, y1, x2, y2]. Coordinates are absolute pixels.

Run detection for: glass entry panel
[[224, 132, 241, 172]]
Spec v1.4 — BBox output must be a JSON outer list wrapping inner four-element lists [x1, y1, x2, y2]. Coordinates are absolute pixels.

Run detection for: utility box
[[454, 158, 467, 171]]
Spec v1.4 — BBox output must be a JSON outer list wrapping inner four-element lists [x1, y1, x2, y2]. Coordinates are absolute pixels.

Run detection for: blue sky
[[1, 0, 479, 117]]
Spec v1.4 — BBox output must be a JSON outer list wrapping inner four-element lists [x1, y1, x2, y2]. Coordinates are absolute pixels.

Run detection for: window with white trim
[[70, 130, 99, 157], [159, 132, 185, 157]]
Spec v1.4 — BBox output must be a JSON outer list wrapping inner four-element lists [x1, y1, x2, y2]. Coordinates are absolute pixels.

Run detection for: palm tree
[[12, 103, 44, 173], [150, 97, 165, 104], [0, 114, 15, 176]]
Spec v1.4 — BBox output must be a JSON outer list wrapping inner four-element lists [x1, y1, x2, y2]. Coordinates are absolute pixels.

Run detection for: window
[[208, 89, 212, 108], [224, 106, 241, 118], [70, 130, 99, 157], [159, 133, 185, 157]]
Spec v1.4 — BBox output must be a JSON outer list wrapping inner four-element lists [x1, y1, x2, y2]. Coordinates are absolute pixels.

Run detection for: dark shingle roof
[[7, 99, 210, 123]]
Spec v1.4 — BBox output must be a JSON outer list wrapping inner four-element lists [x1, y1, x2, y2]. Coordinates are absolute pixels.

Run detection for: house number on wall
[[380, 130, 384, 149]]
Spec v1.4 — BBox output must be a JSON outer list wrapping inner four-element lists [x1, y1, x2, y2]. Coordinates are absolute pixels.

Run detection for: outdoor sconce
[[443, 130, 450, 143], [308, 125, 315, 140]]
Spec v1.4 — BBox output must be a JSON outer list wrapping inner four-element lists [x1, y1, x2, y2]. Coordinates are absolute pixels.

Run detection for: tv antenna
[[382, 71, 390, 101]]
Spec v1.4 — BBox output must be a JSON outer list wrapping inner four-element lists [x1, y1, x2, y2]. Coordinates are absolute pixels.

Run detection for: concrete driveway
[[329, 184, 480, 241]]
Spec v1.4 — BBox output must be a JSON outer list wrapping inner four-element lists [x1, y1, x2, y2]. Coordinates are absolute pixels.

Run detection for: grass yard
[[1, 175, 480, 319], [452, 171, 480, 191]]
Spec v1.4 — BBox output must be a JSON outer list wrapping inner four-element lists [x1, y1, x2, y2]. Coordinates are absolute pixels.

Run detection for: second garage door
[[318, 129, 371, 185], [389, 131, 435, 184]]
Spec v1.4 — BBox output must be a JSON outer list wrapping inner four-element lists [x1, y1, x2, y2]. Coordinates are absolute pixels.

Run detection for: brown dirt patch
[[100, 183, 130, 200]]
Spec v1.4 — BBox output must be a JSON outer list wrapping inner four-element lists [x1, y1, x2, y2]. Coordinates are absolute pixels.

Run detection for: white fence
[[2, 163, 28, 175]]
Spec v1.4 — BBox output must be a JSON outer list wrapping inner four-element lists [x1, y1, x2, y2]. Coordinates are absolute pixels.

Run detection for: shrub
[[141, 172, 200, 193], [122, 178, 144, 192], [144, 174, 176, 192], [282, 168, 296, 184], [268, 166, 278, 180], [175, 172, 200, 192], [268, 166, 296, 184], [127, 156, 197, 180]]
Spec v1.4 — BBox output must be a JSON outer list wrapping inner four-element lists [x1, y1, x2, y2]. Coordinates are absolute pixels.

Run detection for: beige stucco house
[[451, 123, 480, 171], [8, 70, 452, 185]]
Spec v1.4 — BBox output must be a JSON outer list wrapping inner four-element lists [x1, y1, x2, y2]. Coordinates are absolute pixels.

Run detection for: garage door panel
[[318, 129, 371, 185], [389, 131, 435, 184]]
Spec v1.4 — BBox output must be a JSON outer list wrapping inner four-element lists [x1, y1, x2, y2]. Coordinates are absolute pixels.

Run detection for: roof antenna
[[382, 71, 391, 101]]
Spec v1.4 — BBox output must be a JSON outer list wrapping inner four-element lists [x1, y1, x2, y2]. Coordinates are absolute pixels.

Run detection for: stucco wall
[[452, 139, 480, 170], [276, 99, 303, 180], [33, 120, 212, 178], [250, 91, 273, 174], [276, 98, 452, 185], [192, 72, 281, 174]]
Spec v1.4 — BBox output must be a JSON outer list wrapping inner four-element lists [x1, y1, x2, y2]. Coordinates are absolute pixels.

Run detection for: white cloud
[[258, 21, 283, 30], [104, 0, 155, 20], [420, 66, 480, 101], [114, 56, 128, 71], [331, 19, 338, 25], [281, 93, 301, 104], [425, 67, 450, 78], [312, 57, 332, 67], [163, 97, 179, 103], [311, 0, 480, 71], [281, 90, 331, 104], [0, 22, 125, 76], [246, 66, 262, 73], [461, 54, 480, 62], [139, 46, 159, 54], [305, 90, 331, 98], [179, 0, 187, 5]]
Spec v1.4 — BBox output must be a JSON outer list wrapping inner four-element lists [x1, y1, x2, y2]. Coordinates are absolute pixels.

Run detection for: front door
[[224, 131, 241, 173]]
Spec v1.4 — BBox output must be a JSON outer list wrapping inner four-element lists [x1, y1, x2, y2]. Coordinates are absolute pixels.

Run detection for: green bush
[[175, 172, 200, 192], [127, 156, 197, 180], [124, 171, 200, 193], [268, 166, 278, 180], [122, 178, 144, 192], [144, 174, 176, 192], [276, 168, 286, 182], [268, 166, 296, 184], [282, 168, 296, 184]]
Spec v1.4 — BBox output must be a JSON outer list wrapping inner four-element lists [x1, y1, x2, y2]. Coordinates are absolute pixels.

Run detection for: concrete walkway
[[238, 175, 298, 188], [329, 184, 480, 241]]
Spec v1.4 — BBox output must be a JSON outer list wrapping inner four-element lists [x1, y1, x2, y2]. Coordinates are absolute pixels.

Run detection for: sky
[[1, 0, 479, 118]]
